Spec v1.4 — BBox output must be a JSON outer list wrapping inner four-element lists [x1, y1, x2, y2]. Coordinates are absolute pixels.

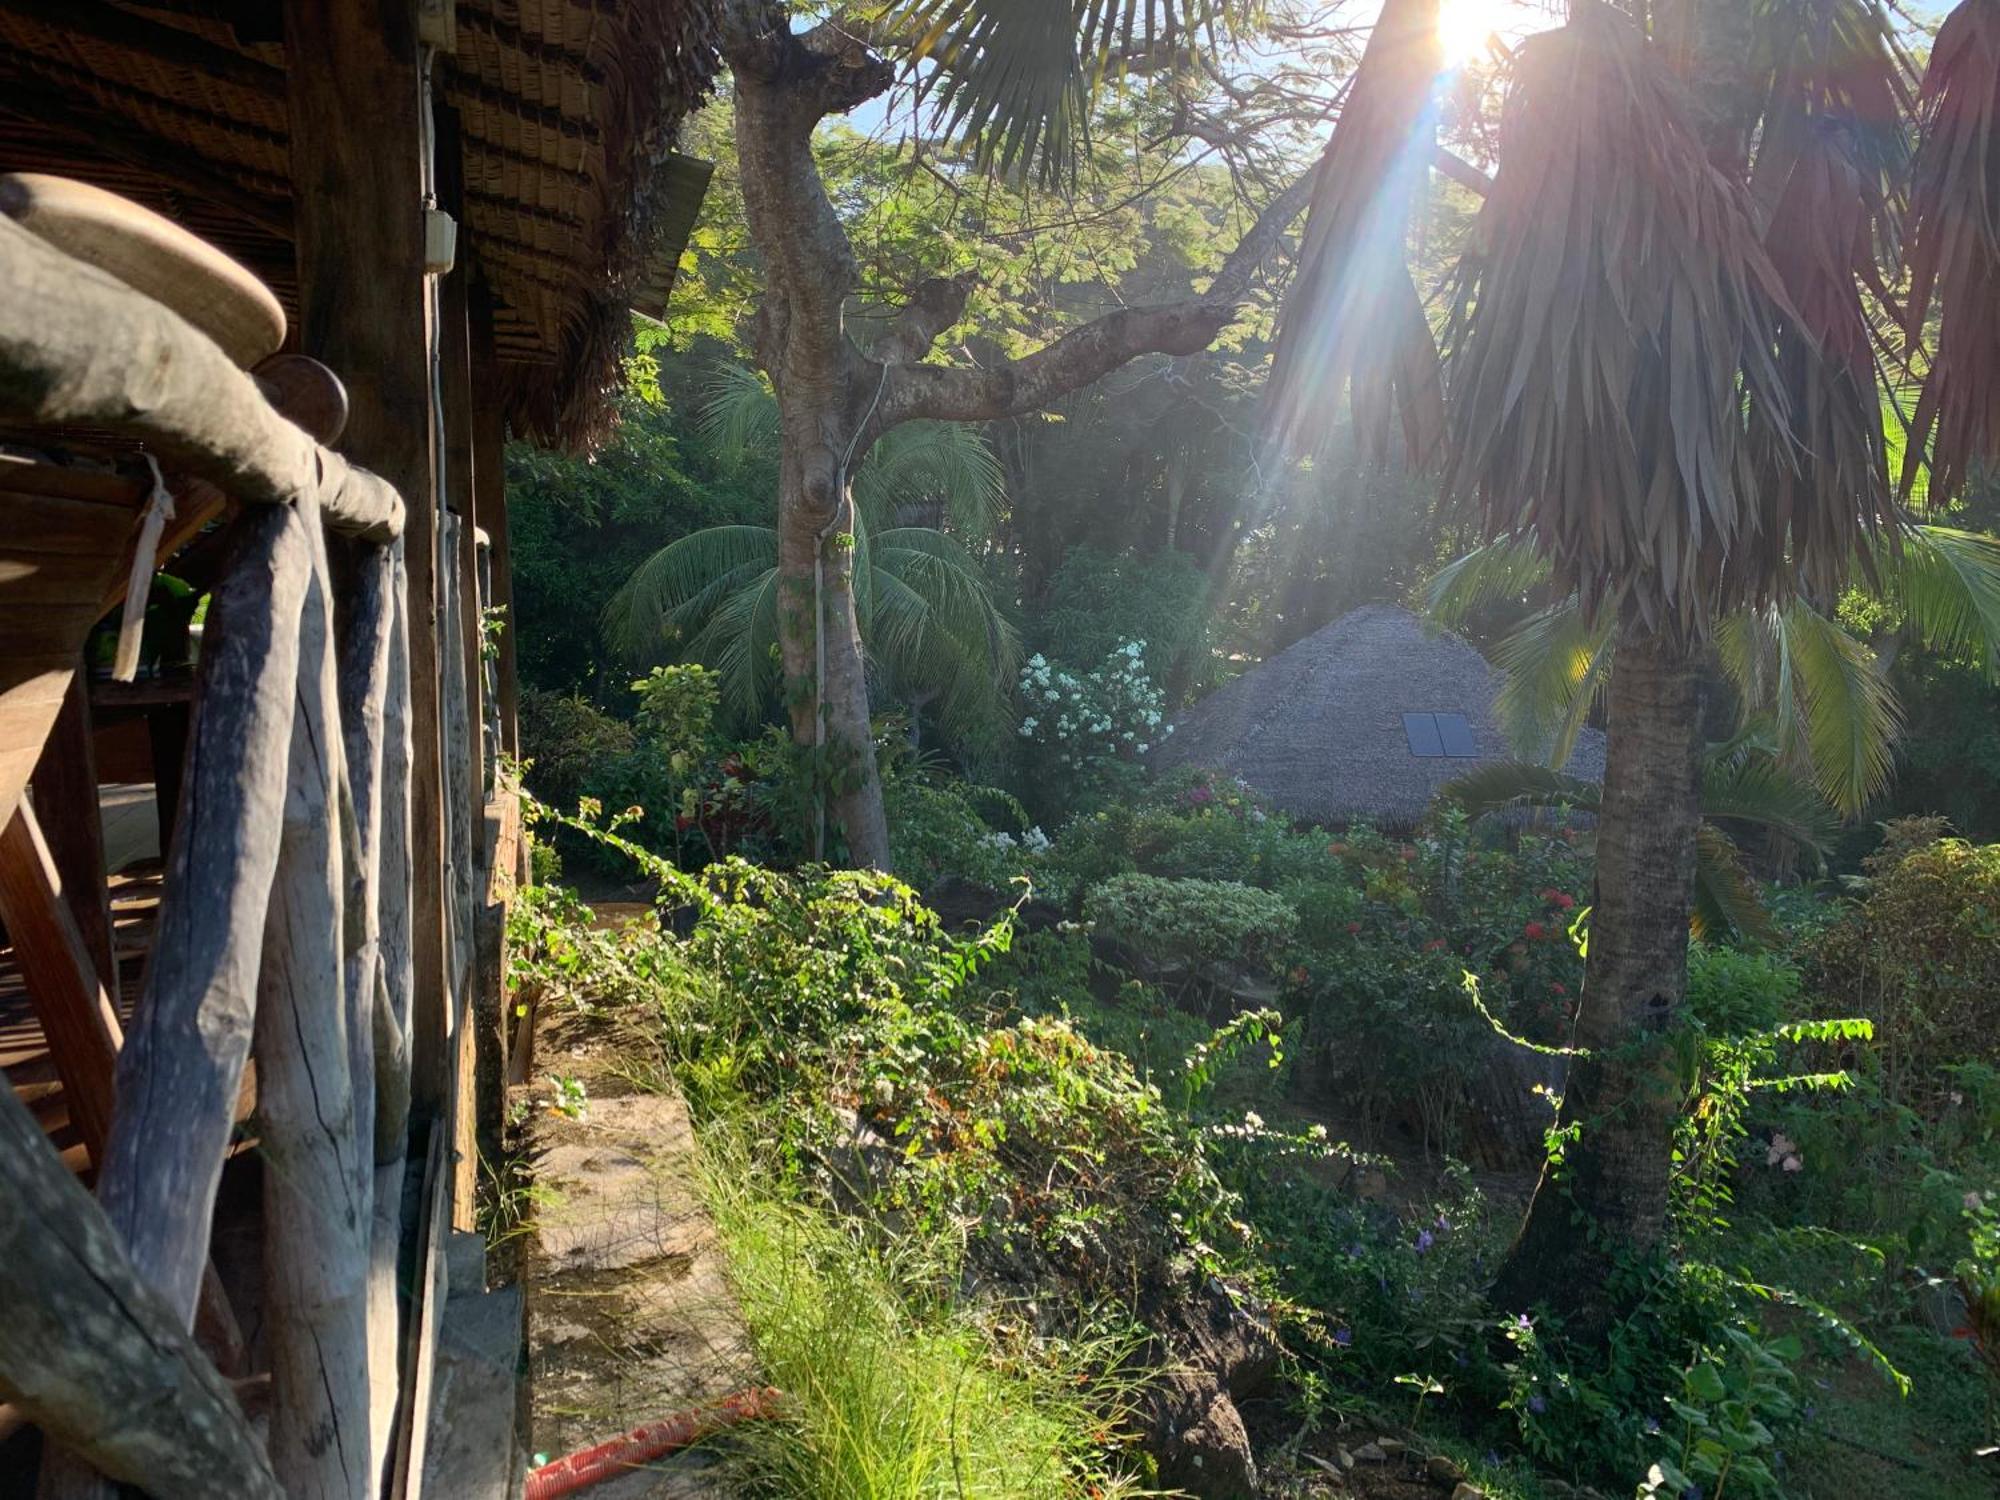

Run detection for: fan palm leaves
[[880, 0, 1247, 183], [604, 367, 1018, 739], [1421, 524, 2000, 815]]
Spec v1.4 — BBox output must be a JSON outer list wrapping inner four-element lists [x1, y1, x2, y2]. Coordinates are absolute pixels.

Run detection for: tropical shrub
[[1014, 642, 1170, 819], [1083, 873, 1297, 971], [1033, 545, 1212, 695], [1809, 830, 2000, 1111]]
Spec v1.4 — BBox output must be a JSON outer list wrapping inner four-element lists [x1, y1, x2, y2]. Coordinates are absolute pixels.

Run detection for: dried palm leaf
[[1266, 0, 1446, 466], [1901, 0, 2000, 501], [1747, 119, 1899, 605], [1442, 4, 1812, 633]]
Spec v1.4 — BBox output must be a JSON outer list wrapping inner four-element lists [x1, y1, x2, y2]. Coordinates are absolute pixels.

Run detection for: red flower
[[1346, 921, 1363, 935], [1424, 938, 1447, 952], [1524, 921, 1547, 940], [1551, 982, 1567, 996], [1553, 892, 1576, 911]]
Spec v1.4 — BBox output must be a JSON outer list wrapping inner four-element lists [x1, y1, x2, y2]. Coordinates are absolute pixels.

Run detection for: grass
[[697, 1136, 1147, 1500]]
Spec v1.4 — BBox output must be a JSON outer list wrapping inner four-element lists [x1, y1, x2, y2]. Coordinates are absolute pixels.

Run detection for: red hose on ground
[[523, 1386, 784, 1500]]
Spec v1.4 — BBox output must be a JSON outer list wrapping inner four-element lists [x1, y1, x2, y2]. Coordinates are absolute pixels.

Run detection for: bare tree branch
[[869, 273, 976, 365], [877, 162, 1317, 425]]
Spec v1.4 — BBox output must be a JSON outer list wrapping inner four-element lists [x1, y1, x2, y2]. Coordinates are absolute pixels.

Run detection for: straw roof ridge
[[1153, 603, 1607, 828]]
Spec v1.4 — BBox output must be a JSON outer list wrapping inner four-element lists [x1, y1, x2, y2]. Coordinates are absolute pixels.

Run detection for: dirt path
[[517, 995, 756, 1498]]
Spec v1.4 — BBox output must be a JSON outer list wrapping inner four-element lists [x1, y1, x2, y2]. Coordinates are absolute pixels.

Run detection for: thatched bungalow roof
[[0, 0, 720, 450], [1153, 605, 1607, 827]]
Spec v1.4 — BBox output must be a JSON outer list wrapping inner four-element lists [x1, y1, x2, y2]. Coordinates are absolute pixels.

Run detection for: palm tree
[[604, 366, 1020, 749], [1268, 0, 1955, 1317]]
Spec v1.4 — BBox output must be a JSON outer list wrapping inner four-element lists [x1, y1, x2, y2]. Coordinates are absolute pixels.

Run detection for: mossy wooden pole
[[256, 501, 374, 1498], [0, 1081, 280, 1500]]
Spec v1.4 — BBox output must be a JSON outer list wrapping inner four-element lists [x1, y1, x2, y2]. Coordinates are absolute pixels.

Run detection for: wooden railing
[[0, 211, 438, 1499]]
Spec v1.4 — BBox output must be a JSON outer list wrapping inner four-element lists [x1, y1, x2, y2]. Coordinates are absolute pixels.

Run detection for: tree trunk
[[774, 440, 889, 867], [1492, 622, 1705, 1323]]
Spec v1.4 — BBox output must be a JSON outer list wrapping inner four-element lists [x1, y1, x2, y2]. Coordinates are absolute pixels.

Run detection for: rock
[[1336, 1447, 1355, 1470], [1352, 1442, 1388, 1463], [1450, 1485, 1486, 1500], [1427, 1454, 1465, 1483], [1376, 1437, 1406, 1457], [1302, 1452, 1346, 1484], [1147, 1368, 1259, 1499]]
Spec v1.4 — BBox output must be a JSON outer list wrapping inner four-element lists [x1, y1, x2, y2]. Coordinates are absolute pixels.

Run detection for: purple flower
[[1415, 1229, 1436, 1254], [1643, 1417, 1661, 1435], [1333, 1326, 1353, 1347], [1435, 1213, 1452, 1232], [1514, 1313, 1533, 1332], [1526, 1393, 1547, 1415]]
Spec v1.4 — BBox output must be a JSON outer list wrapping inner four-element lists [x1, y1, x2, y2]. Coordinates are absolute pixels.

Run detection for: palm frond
[[1421, 536, 1556, 629], [700, 362, 780, 454], [1699, 752, 1839, 858], [1442, 6, 1814, 630], [1692, 824, 1777, 944], [1490, 604, 1617, 767], [886, 0, 1241, 184], [1900, 0, 2000, 502], [1438, 761, 1601, 821], [1266, 0, 1443, 465], [869, 531, 1022, 736], [691, 565, 784, 726], [1766, 600, 1901, 816], [603, 525, 780, 663], [1873, 523, 2000, 679], [853, 421, 1007, 537]]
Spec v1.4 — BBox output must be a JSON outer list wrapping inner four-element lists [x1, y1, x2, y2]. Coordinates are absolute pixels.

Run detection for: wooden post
[[36, 504, 311, 1500], [255, 503, 373, 1499], [28, 673, 114, 990], [88, 503, 311, 1322], [284, 0, 448, 1119], [0, 1082, 281, 1500], [469, 285, 519, 763], [0, 801, 121, 1159], [333, 532, 411, 1481]]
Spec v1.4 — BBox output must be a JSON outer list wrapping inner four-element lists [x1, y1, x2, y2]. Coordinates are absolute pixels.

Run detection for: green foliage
[[1083, 873, 1296, 971], [1636, 1328, 1801, 1500], [1809, 832, 2000, 1112], [703, 1157, 1141, 1500], [1033, 548, 1211, 695], [1683, 945, 1802, 1037]]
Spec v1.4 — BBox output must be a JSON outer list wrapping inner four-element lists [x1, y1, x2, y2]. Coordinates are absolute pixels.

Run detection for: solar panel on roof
[[1436, 712, 1479, 757], [1403, 713, 1444, 757]]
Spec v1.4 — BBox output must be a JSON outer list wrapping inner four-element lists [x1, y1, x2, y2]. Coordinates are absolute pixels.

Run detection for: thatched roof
[[0, 0, 720, 450], [1153, 605, 1607, 828]]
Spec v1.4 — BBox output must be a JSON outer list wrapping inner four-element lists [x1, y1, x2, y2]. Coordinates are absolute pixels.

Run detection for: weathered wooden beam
[[0, 216, 403, 539], [331, 531, 408, 1482], [255, 502, 374, 1499], [285, 0, 448, 1127], [371, 543, 418, 1489], [87, 500, 310, 1324], [0, 1081, 281, 1500], [28, 673, 115, 991], [0, 800, 122, 1159]]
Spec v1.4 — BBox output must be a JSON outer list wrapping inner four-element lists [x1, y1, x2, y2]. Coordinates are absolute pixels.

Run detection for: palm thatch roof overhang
[[0, 0, 721, 451], [1152, 605, 1607, 828]]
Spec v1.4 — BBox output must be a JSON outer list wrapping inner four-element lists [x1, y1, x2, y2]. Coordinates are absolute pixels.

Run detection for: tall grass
[[701, 1149, 1145, 1500]]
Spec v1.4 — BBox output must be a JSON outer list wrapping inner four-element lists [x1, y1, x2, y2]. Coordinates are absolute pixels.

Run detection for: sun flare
[[1435, 0, 1516, 66]]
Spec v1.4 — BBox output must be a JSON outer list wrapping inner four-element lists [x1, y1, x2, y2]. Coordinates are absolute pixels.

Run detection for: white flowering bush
[[1016, 640, 1173, 773]]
